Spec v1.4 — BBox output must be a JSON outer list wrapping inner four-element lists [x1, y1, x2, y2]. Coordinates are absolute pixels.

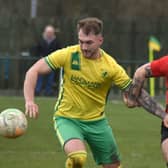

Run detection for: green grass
[[0, 96, 166, 168]]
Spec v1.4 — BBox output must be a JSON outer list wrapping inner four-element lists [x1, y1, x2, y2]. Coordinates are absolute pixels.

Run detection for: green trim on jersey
[[45, 57, 56, 70], [120, 79, 132, 90], [54, 69, 64, 112]]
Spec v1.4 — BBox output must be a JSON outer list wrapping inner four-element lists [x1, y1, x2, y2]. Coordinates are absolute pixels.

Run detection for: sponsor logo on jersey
[[71, 75, 101, 89], [71, 52, 80, 70]]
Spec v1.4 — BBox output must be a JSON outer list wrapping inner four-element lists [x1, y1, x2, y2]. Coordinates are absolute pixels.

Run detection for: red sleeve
[[151, 56, 168, 77]]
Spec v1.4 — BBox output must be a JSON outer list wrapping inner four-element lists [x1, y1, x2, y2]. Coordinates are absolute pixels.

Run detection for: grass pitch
[[0, 96, 165, 168]]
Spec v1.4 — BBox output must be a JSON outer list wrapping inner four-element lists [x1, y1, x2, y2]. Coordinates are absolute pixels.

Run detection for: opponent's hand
[[25, 101, 39, 119], [123, 92, 139, 108], [163, 114, 168, 128]]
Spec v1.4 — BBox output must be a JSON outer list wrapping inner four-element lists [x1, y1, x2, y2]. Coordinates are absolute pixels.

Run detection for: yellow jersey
[[45, 45, 131, 121]]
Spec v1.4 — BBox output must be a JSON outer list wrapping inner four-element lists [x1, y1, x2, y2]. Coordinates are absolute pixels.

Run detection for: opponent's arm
[[133, 63, 165, 118], [123, 63, 168, 127], [137, 85, 168, 128], [24, 58, 52, 118], [123, 63, 152, 107], [123, 86, 166, 119], [137, 88, 166, 119]]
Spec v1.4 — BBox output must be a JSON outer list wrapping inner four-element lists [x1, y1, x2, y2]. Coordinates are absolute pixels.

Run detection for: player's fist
[[123, 92, 138, 108]]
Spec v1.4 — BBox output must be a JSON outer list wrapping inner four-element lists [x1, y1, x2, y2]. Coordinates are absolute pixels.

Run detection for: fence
[[0, 56, 166, 97]]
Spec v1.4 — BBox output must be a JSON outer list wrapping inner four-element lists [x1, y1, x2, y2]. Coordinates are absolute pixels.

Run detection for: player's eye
[[79, 40, 83, 44], [86, 41, 93, 45]]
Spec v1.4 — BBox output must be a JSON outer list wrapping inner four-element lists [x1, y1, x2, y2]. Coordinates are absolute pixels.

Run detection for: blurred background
[[0, 0, 168, 97], [0, 1, 167, 167]]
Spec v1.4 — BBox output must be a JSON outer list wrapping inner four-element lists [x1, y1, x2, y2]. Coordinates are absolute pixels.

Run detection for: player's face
[[78, 29, 103, 59]]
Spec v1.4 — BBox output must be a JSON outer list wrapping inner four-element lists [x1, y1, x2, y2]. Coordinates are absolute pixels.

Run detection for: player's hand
[[25, 101, 39, 119], [163, 114, 168, 128], [123, 92, 139, 108]]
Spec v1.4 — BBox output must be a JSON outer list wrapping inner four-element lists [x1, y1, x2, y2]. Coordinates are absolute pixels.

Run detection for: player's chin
[[82, 51, 91, 57], [83, 52, 90, 58], [85, 53, 96, 59]]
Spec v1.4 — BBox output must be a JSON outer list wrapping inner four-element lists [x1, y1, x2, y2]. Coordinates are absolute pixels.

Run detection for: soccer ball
[[0, 108, 28, 138]]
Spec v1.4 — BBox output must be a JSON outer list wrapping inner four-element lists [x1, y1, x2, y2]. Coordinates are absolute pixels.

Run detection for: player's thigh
[[161, 139, 168, 161], [54, 116, 85, 148], [161, 121, 168, 143], [161, 122, 168, 161], [85, 119, 121, 165]]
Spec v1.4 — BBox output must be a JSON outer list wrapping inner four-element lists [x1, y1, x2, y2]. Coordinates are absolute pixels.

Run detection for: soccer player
[[131, 56, 168, 167], [23, 17, 168, 168]]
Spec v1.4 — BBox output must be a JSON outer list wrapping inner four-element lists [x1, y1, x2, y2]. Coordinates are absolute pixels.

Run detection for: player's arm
[[124, 63, 168, 127], [135, 80, 168, 128], [24, 58, 52, 119], [123, 63, 151, 107], [134, 63, 168, 121], [137, 88, 166, 119], [123, 84, 168, 127]]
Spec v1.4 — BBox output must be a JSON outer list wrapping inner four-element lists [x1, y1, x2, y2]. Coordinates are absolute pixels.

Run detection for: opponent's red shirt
[[151, 56, 168, 112]]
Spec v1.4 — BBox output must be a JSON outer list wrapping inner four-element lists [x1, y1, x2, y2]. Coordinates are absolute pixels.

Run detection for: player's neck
[[90, 50, 101, 60]]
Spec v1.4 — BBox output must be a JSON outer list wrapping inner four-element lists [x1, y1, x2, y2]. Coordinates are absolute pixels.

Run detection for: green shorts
[[54, 116, 121, 165]]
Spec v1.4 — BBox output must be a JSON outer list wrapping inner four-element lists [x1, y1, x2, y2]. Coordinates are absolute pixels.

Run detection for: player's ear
[[98, 35, 103, 45], [100, 36, 104, 43]]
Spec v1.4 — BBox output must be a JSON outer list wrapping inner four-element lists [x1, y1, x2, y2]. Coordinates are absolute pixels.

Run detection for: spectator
[[33, 25, 61, 96]]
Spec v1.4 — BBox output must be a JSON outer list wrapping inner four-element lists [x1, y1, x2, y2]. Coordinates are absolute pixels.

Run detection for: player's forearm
[[122, 75, 146, 108], [23, 69, 38, 102], [137, 89, 166, 119], [132, 63, 152, 98], [131, 67, 147, 98], [124, 65, 148, 107]]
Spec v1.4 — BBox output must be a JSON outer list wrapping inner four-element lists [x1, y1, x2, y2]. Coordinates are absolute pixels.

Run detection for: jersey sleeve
[[45, 47, 69, 70], [151, 56, 168, 77], [111, 60, 132, 90]]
